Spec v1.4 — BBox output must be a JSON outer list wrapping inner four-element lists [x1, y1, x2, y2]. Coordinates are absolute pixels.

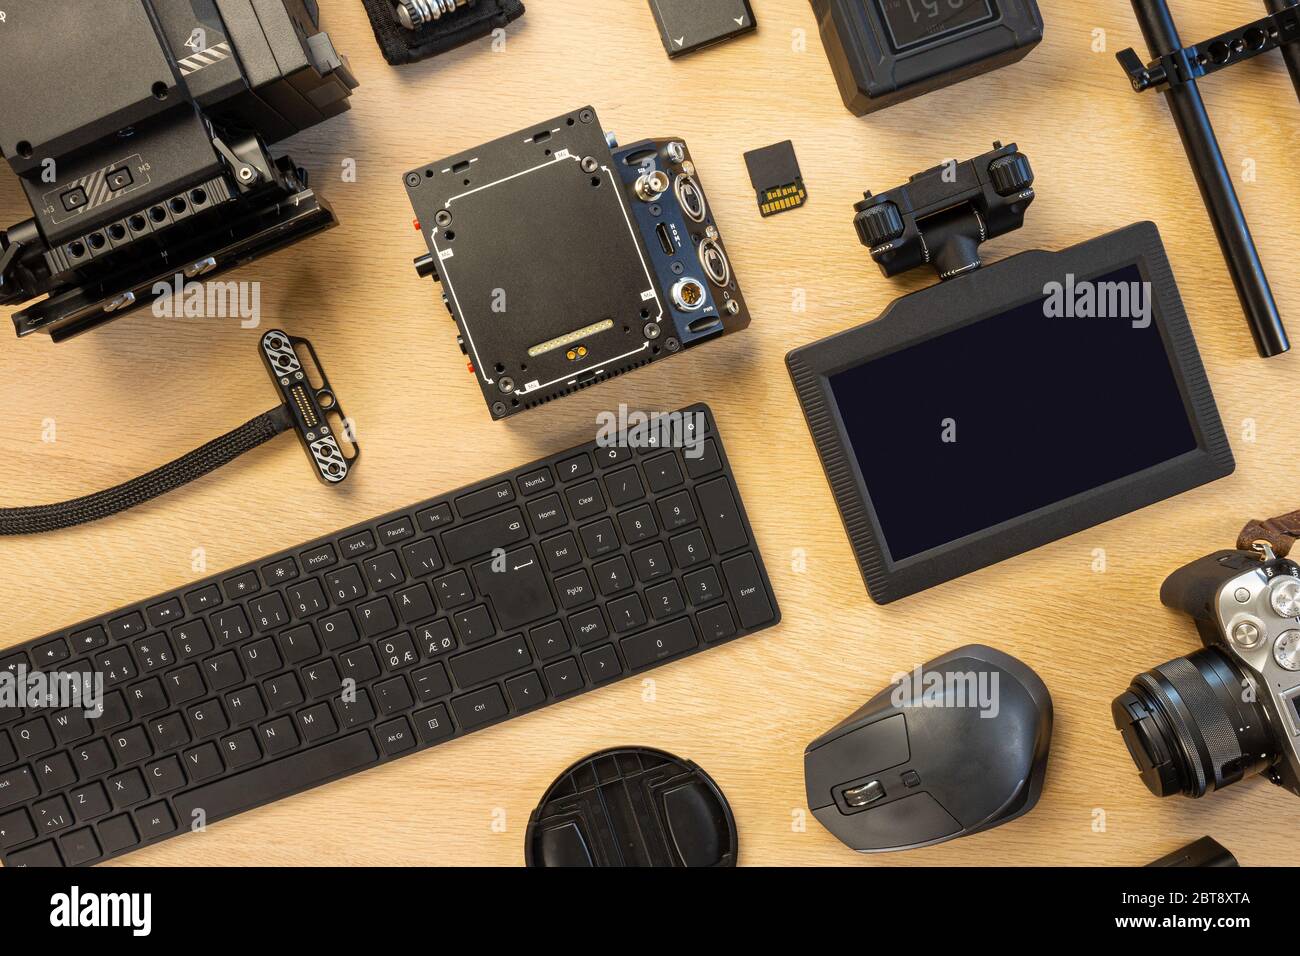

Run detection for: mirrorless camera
[[0, 0, 357, 342], [1114, 544, 1300, 799]]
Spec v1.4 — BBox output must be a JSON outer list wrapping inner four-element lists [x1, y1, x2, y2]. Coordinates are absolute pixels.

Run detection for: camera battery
[[648, 0, 756, 58]]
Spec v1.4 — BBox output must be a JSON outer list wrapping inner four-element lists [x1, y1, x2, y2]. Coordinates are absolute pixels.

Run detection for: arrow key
[[505, 671, 545, 711], [581, 644, 623, 685]]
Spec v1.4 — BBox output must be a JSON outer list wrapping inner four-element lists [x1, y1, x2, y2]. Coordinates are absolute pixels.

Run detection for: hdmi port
[[655, 222, 675, 255]]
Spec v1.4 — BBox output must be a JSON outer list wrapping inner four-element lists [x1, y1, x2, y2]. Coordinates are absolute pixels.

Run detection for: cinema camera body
[[0, 0, 357, 342], [1114, 544, 1300, 801]]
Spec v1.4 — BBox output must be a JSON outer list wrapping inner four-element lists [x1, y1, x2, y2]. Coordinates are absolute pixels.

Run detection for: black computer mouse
[[804, 644, 1052, 852]]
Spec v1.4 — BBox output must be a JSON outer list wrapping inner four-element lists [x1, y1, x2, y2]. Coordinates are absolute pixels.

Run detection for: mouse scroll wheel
[[843, 779, 887, 808]]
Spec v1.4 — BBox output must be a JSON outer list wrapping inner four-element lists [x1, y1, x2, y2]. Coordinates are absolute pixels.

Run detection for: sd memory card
[[649, 0, 757, 58], [744, 141, 808, 217]]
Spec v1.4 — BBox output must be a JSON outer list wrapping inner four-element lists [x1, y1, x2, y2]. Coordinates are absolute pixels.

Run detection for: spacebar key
[[173, 732, 379, 824]]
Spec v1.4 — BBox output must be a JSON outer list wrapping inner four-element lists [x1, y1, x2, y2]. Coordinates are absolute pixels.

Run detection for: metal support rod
[[1131, 0, 1289, 357]]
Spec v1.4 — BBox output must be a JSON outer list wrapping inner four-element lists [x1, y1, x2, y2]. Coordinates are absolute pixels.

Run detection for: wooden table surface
[[3, 0, 1299, 867]]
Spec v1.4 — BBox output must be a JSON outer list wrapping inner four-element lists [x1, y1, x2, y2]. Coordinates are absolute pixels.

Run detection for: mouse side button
[[804, 712, 910, 809], [813, 791, 962, 852]]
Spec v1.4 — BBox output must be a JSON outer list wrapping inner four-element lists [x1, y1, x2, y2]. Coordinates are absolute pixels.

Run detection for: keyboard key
[[645, 580, 685, 619], [543, 659, 583, 698], [450, 635, 532, 687], [220, 730, 261, 769], [395, 583, 436, 623], [632, 542, 672, 583], [357, 597, 398, 638], [656, 490, 697, 530], [556, 453, 592, 481], [433, 570, 474, 608], [542, 532, 582, 572], [696, 477, 749, 554], [223, 571, 261, 599], [620, 618, 698, 670], [684, 567, 724, 605], [471, 545, 556, 629], [14, 717, 53, 757], [452, 605, 495, 645], [527, 493, 567, 534], [182, 743, 225, 783], [456, 481, 515, 517], [373, 676, 414, 714], [146, 756, 187, 793], [579, 518, 619, 557], [338, 530, 377, 559], [32, 795, 73, 834], [684, 438, 722, 478], [617, 505, 658, 544], [287, 578, 329, 618], [603, 467, 645, 507], [451, 686, 508, 729], [250, 592, 291, 632], [696, 604, 737, 643], [442, 508, 529, 563], [529, 621, 570, 661], [133, 634, 174, 671], [134, 801, 177, 840], [8, 841, 62, 867], [262, 556, 300, 585], [555, 570, 595, 609], [378, 517, 416, 546], [643, 452, 684, 492], [33, 638, 69, 665], [377, 634, 420, 671], [363, 553, 406, 592], [607, 594, 647, 633], [517, 467, 554, 496], [172, 620, 213, 659], [506, 672, 546, 711], [594, 444, 632, 468], [58, 827, 101, 865], [593, 555, 634, 595], [564, 480, 605, 521], [297, 703, 338, 742], [376, 717, 417, 755], [211, 606, 251, 645], [70, 625, 108, 652], [411, 662, 452, 702], [0, 808, 35, 848], [401, 538, 443, 577], [722, 554, 776, 628], [185, 584, 223, 614], [107, 769, 149, 808], [301, 543, 338, 572], [146, 598, 185, 629], [97, 815, 140, 856], [259, 717, 299, 756], [108, 611, 147, 641], [0, 767, 38, 811], [581, 644, 623, 684], [68, 782, 111, 821], [670, 528, 710, 568], [567, 607, 609, 647], [319, 610, 360, 651], [413, 704, 454, 744], [325, 565, 367, 604], [414, 620, 456, 658], [415, 502, 453, 532], [278, 624, 321, 665], [341, 646, 381, 683]]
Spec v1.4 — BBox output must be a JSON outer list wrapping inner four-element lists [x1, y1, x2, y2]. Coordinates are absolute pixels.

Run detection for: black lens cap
[[525, 747, 737, 867]]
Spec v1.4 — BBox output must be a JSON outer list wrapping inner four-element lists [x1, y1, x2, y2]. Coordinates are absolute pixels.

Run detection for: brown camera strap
[[1238, 508, 1300, 558]]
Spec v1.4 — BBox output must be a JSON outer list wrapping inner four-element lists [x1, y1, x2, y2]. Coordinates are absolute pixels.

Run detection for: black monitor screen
[[827, 264, 1198, 562], [875, 0, 996, 50]]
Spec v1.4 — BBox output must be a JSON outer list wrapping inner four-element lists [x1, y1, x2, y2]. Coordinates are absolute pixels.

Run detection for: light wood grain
[[2, 0, 1299, 867]]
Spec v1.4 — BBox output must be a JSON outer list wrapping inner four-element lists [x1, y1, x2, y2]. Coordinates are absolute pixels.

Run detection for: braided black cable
[[0, 406, 293, 535]]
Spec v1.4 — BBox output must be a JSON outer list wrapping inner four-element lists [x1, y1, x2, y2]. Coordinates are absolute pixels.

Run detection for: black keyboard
[[0, 405, 778, 866]]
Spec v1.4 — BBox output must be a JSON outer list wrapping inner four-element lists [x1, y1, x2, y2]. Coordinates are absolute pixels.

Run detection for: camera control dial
[[1275, 630, 1300, 671], [1269, 577, 1300, 618]]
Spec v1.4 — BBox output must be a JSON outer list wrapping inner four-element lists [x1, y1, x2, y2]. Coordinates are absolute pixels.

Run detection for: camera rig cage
[[403, 106, 751, 420], [0, 0, 357, 342]]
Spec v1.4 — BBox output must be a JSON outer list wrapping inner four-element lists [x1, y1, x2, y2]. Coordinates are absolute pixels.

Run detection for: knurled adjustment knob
[[988, 153, 1034, 196], [856, 201, 905, 246]]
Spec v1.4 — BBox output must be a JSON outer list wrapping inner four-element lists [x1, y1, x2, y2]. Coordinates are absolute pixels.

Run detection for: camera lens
[[1112, 647, 1275, 798]]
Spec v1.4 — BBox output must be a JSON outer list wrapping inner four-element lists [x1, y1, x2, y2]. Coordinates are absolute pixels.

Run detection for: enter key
[[472, 545, 557, 629]]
